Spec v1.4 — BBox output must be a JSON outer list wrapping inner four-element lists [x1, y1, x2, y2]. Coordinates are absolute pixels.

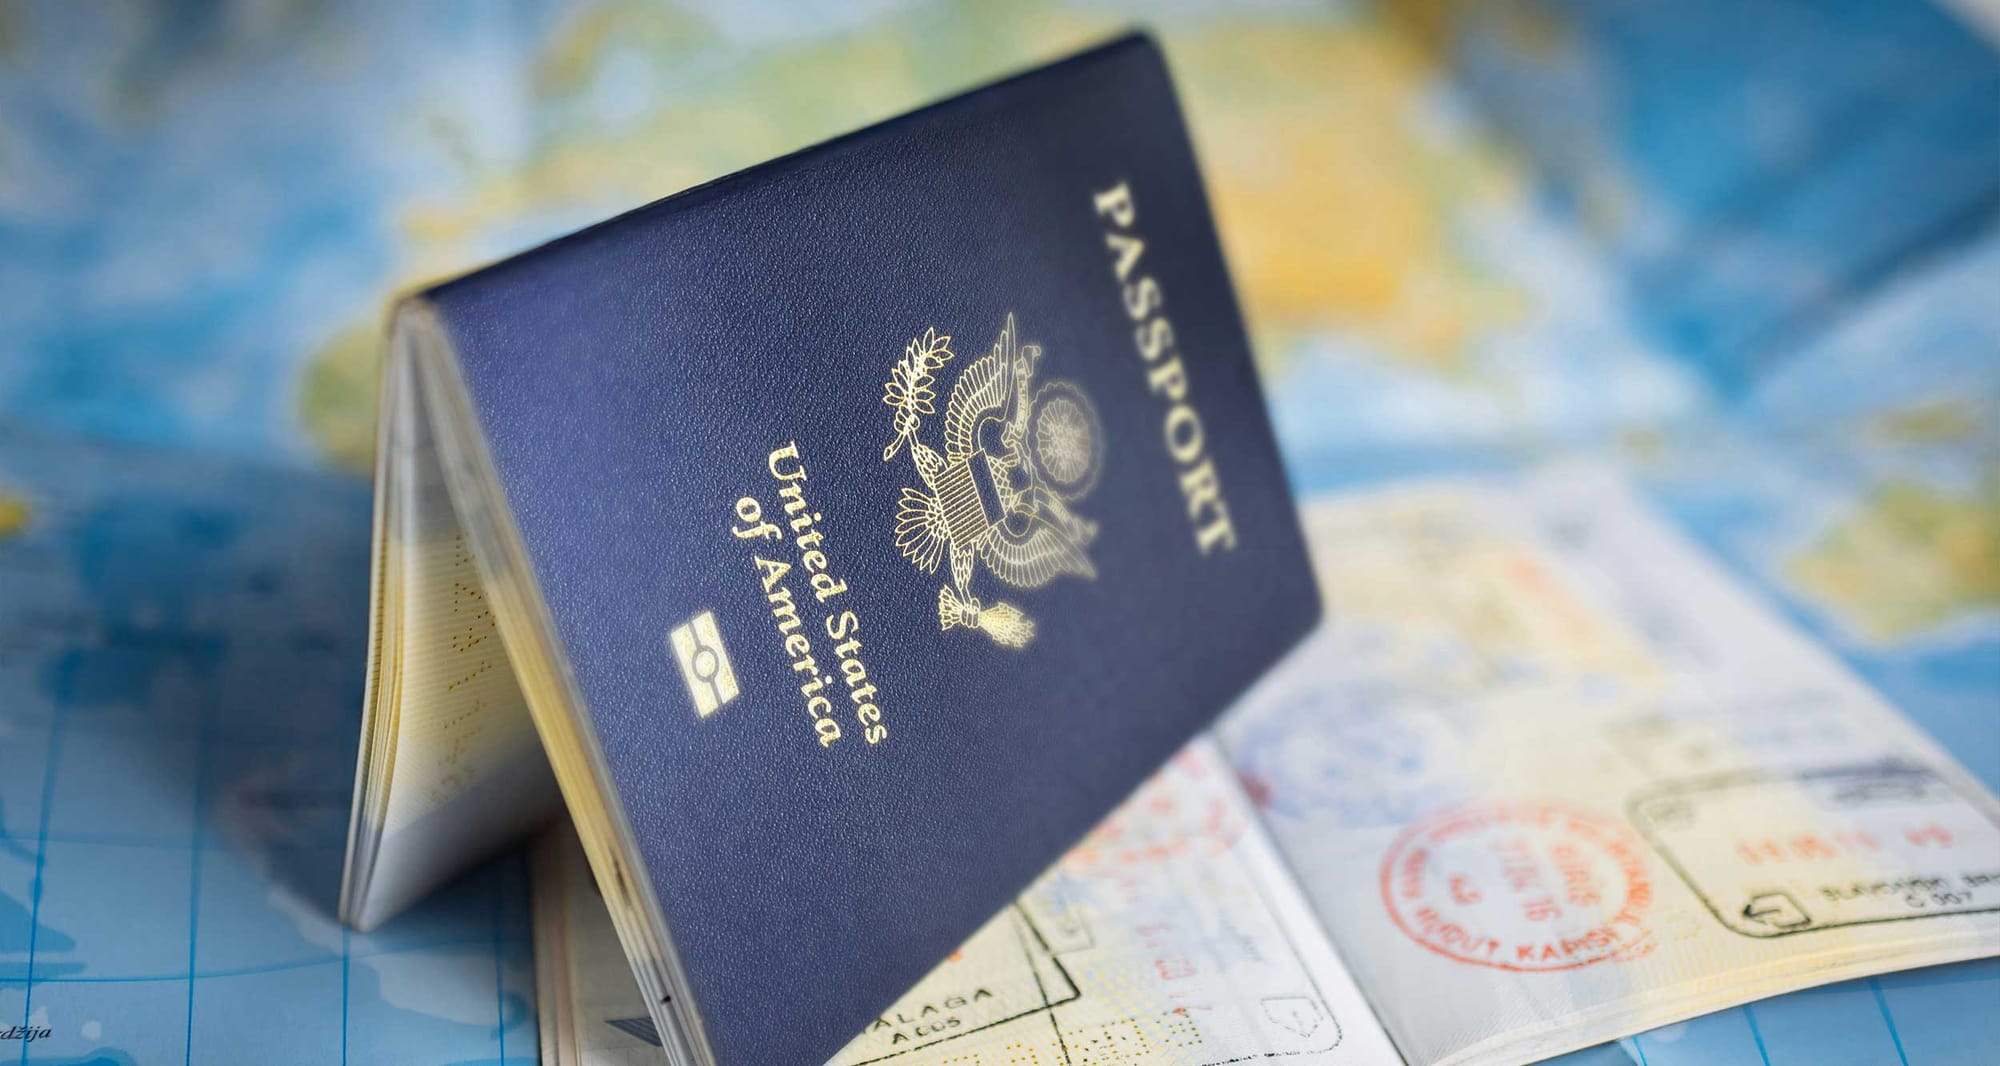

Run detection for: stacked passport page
[[337, 35, 2000, 1066]]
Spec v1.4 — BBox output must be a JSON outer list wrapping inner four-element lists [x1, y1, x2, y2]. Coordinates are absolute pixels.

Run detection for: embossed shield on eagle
[[881, 314, 1102, 647]]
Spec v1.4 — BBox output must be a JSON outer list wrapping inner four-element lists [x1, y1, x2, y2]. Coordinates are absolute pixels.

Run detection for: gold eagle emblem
[[882, 314, 1102, 647]]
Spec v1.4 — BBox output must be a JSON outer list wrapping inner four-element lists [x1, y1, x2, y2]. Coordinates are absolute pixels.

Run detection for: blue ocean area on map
[[1442, 0, 2000, 389], [0, 435, 537, 1064], [1, 0, 1995, 1063]]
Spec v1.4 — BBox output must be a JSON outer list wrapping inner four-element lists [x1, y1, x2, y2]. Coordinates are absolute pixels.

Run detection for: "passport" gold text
[[1093, 181, 1238, 554]]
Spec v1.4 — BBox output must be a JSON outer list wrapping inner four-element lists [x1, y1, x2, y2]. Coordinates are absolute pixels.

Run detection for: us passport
[[338, 33, 1317, 1066]]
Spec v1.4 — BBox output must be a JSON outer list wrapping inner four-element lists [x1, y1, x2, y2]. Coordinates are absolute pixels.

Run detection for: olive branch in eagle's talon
[[882, 327, 953, 460]]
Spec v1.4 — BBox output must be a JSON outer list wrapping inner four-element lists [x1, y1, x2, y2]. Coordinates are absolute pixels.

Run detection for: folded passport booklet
[[338, 34, 1318, 1066]]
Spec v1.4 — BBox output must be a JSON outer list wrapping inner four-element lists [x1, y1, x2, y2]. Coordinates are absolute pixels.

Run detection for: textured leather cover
[[425, 34, 1317, 1066]]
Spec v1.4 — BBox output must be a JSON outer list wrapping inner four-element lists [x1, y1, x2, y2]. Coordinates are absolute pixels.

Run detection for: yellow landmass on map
[[1788, 467, 2000, 642], [397, 2, 1106, 257], [0, 491, 30, 538], [298, 1, 1530, 466], [1173, 13, 1523, 372]]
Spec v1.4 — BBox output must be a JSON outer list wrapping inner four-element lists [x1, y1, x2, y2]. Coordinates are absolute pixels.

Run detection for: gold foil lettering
[[1095, 180, 1239, 554], [731, 442, 891, 749]]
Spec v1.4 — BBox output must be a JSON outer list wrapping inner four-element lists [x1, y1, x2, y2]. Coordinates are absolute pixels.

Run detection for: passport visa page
[[1224, 466, 2000, 1066], [533, 741, 1402, 1066], [538, 466, 1999, 1066]]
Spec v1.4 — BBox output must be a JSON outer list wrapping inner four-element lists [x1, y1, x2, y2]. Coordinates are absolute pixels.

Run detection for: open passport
[[337, 35, 1322, 1066], [534, 467, 2000, 1066]]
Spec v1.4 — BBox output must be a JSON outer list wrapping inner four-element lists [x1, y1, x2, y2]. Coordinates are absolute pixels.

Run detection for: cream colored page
[[1220, 466, 2000, 1066], [351, 351, 560, 927], [381, 527, 545, 833], [536, 741, 1402, 1066]]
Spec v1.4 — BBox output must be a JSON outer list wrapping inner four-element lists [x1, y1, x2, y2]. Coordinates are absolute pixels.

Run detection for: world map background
[[0, 1, 1996, 1063]]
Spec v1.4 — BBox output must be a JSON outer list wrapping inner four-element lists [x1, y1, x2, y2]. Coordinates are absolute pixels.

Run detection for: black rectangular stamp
[[1629, 761, 2000, 938]]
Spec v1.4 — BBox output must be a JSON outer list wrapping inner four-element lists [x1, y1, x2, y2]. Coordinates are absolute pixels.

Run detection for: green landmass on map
[[1865, 396, 1985, 446], [300, 317, 384, 474], [1788, 465, 2000, 642]]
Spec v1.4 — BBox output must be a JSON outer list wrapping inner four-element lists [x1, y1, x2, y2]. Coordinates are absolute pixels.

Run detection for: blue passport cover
[[424, 33, 1316, 1066]]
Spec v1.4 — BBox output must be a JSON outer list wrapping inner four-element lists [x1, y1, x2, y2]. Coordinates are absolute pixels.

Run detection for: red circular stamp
[[1380, 801, 1654, 972]]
